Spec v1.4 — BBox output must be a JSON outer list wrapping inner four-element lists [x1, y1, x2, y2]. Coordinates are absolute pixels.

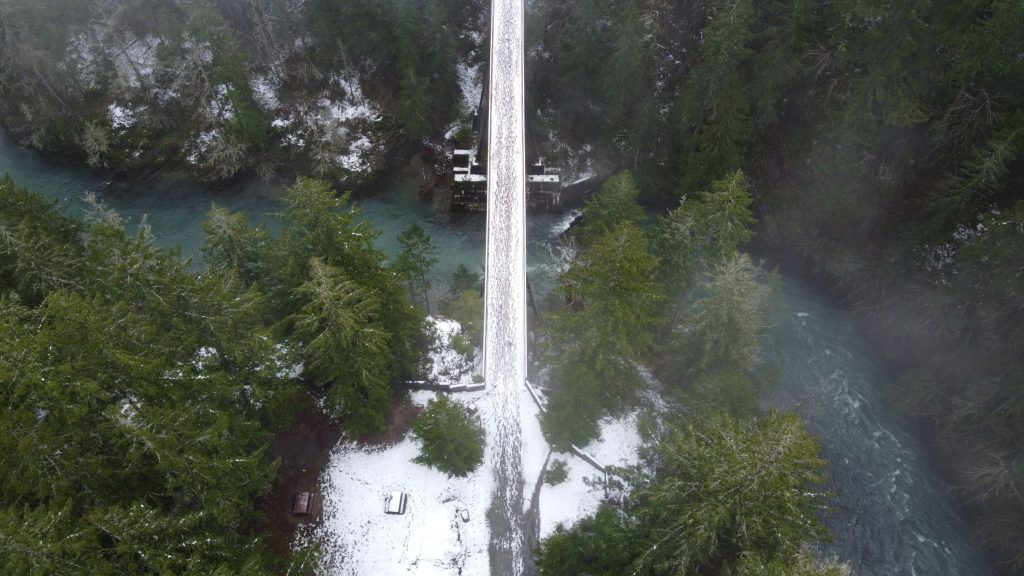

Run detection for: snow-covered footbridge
[[481, 0, 529, 573]]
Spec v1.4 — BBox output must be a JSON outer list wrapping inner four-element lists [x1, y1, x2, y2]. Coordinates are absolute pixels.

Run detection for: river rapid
[[0, 135, 992, 576]]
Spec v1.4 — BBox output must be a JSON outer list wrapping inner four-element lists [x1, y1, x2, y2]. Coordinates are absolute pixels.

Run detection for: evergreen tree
[[636, 413, 830, 573], [292, 258, 393, 436], [602, 2, 646, 123], [544, 220, 663, 448], [536, 507, 647, 576], [670, 253, 775, 377], [267, 178, 425, 391], [0, 181, 296, 574], [538, 413, 837, 576], [653, 169, 756, 292], [395, 222, 439, 313], [445, 288, 484, 348], [202, 202, 271, 287], [676, 0, 757, 193], [689, 370, 758, 421], [412, 395, 483, 477], [0, 176, 84, 304], [449, 263, 481, 297], [574, 171, 646, 248]]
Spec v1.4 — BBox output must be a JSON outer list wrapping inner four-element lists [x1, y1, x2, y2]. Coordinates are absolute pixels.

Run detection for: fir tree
[[395, 222, 439, 313]]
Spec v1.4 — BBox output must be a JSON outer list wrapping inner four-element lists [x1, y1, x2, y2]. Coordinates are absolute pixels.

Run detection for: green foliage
[[719, 549, 851, 576], [544, 220, 663, 448], [202, 202, 271, 287], [395, 222, 439, 313], [541, 362, 603, 451], [545, 459, 569, 486], [918, 129, 1022, 240], [676, 0, 756, 193], [544, 171, 664, 448], [0, 176, 84, 304], [653, 170, 756, 291], [305, 0, 464, 140], [201, 178, 426, 434], [574, 171, 646, 247], [537, 507, 647, 576], [0, 500, 105, 575], [268, 178, 425, 390], [446, 289, 483, 348], [412, 395, 483, 477], [955, 202, 1024, 351], [450, 263, 481, 297], [537, 413, 836, 576], [689, 370, 759, 421], [293, 258, 393, 437], [450, 332, 475, 361], [224, 84, 271, 152], [634, 413, 830, 573], [669, 253, 776, 377], [0, 180, 296, 574]]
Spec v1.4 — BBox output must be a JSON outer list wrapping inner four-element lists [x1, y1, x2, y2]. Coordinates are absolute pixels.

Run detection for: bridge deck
[[482, 0, 527, 574]]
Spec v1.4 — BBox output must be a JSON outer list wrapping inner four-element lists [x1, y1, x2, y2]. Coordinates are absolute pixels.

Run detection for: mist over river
[[763, 281, 990, 575], [0, 134, 991, 576]]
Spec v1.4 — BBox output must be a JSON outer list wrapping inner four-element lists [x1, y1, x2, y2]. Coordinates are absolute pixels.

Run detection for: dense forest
[[0, 0, 484, 181], [0, 176, 430, 572], [526, 0, 1024, 570], [1, 0, 1023, 574]]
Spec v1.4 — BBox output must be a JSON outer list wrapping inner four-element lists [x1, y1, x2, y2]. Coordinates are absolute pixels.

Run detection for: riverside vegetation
[[0, 175, 427, 572], [535, 170, 848, 575]]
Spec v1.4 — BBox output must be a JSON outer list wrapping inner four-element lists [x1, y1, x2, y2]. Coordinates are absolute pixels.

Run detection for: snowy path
[[482, 0, 528, 574]]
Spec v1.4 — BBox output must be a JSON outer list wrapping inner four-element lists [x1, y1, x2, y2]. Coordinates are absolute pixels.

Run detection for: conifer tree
[[574, 171, 646, 248], [538, 413, 839, 576], [653, 169, 756, 292], [676, 0, 756, 193], [395, 222, 439, 313], [544, 219, 663, 448], [293, 258, 393, 436]]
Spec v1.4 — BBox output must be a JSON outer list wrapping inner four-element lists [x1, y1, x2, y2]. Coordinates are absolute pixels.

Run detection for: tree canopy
[[537, 413, 840, 576], [0, 177, 300, 574]]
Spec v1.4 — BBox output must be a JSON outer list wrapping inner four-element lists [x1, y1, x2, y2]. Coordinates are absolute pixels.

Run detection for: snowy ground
[[298, 316, 651, 574], [539, 411, 644, 538], [302, 318, 548, 576], [310, 404, 492, 576]]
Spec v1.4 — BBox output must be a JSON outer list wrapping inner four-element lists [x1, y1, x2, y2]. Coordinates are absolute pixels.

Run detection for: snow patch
[[107, 103, 137, 130], [273, 343, 304, 379], [277, 71, 382, 174], [186, 130, 219, 165], [69, 33, 102, 88], [425, 317, 478, 387], [250, 74, 281, 110], [209, 84, 236, 121], [308, 430, 492, 576], [336, 135, 373, 172], [538, 411, 643, 538], [456, 60, 482, 114], [303, 317, 491, 575], [113, 36, 161, 90]]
